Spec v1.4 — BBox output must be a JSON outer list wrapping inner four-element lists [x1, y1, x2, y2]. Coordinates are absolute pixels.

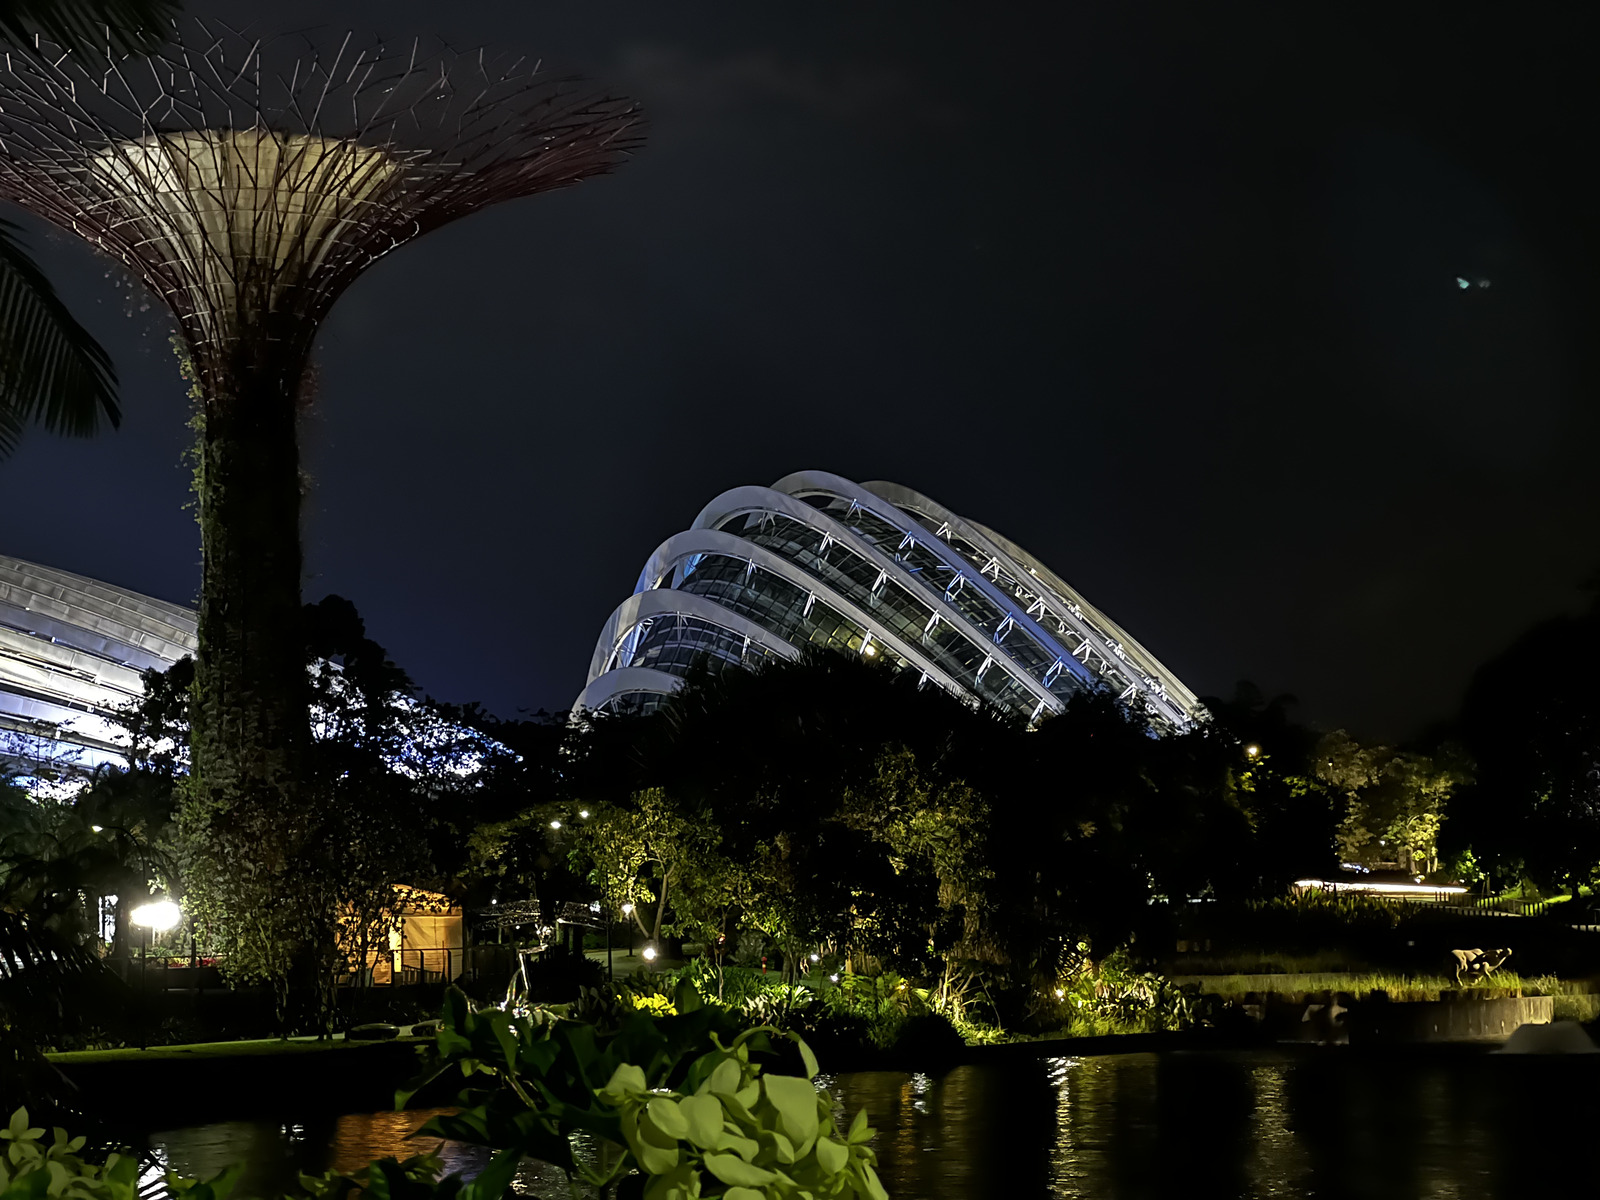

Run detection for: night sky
[[1, 1, 1593, 742]]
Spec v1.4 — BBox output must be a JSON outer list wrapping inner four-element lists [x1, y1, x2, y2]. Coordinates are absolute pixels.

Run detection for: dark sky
[[1, 1, 1595, 742]]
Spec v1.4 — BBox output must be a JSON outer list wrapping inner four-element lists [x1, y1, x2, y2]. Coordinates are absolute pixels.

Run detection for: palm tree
[[0, 0, 177, 456]]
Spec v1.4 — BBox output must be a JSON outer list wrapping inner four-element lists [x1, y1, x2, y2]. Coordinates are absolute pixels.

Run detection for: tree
[[1200, 681, 1341, 892], [165, 596, 493, 1028], [573, 789, 716, 946], [834, 747, 991, 1005], [1314, 731, 1464, 875], [1453, 600, 1600, 895], [0, 0, 178, 457]]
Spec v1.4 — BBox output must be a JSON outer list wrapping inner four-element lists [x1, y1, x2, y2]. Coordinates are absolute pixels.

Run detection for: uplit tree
[[1315, 731, 1464, 874]]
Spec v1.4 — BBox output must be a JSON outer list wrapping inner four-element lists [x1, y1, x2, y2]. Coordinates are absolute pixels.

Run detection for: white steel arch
[[577, 472, 1202, 730], [863, 479, 1199, 718], [571, 666, 684, 715], [630, 528, 983, 707], [687, 483, 1073, 705], [586, 588, 802, 685]]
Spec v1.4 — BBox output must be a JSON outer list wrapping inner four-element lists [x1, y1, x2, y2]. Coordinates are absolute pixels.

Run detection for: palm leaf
[[0, 218, 120, 458], [0, 0, 180, 57]]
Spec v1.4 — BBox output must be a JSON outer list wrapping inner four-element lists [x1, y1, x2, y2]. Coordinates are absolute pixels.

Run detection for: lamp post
[[622, 903, 635, 960], [129, 899, 182, 1050]]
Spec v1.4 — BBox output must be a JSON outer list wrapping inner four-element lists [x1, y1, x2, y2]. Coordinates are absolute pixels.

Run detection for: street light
[[129, 899, 182, 1050], [1244, 744, 1260, 758], [642, 945, 657, 969]]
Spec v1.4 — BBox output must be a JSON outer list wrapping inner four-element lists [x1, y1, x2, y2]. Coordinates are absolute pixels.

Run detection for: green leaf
[[847, 1108, 874, 1145], [715, 1128, 761, 1162], [707, 1058, 743, 1096], [641, 1163, 703, 1200], [673, 975, 704, 1014], [679, 1094, 723, 1150], [599, 1063, 648, 1103], [646, 1098, 690, 1142], [701, 1154, 776, 1188], [621, 1105, 681, 1176], [0, 220, 119, 460], [761, 1076, 820, 1149], [814, 1137, 847, 1175], [457, 1148, 520, 1200], [722, 1191, 766, 1200], [756, 1129, 795, 1166], [792, 1035, 820, 1081], [395, 1058, 452, 1111]]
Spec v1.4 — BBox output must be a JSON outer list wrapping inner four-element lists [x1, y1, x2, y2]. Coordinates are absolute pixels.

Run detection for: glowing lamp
[[130, 900, 182, 932], [642, 946, 657, 962], [549, 820, 562, 830]]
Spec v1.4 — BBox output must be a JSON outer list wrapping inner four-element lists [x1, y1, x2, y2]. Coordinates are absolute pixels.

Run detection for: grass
[[1171, 971, 1598, 1004], [46, 1035, 424, 1065], [1171, 952, 1367, 976]]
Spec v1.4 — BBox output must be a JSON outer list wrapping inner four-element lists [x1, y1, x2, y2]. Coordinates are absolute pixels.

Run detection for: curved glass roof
[[579, 472, 1203, 730]]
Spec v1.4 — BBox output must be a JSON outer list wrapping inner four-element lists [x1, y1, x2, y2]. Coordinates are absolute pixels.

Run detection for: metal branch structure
[[0, 20, 643, 393], [0, 20, 642, 977]]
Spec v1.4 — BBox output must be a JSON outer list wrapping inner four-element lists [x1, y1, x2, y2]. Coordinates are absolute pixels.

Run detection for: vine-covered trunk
[[189, 359, 305, 811], [180, 344, 312, 1003]]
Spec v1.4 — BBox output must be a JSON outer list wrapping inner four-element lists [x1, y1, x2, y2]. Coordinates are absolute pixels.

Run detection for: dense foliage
[[542, 656, 1328, 1032]]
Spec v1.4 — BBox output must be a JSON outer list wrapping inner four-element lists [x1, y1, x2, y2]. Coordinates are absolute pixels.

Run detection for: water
[[147, 1049, 1600, 1199]]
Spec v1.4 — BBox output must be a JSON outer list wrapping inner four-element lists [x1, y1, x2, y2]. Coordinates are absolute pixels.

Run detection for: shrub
[[888, 1013, 966, 1066], [377, 984, 888, 1200], [519, 945, 603, 1003], [1036, 949, 1201, 1036], [0, 1109, 235, 1200]]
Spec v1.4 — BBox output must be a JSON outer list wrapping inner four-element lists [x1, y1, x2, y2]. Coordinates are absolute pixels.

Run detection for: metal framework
[[579, 472, 1203, 731], [0, 19, 645, 392]]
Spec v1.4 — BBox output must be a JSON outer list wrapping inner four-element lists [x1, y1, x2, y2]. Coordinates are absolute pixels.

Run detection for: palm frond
[[0, 217, 119, 458], [0, 0, 179, 58]]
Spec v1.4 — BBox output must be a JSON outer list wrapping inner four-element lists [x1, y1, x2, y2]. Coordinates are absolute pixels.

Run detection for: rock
[[1496, 1020, 1600, 1054], [347, 1022, 401, 1041]]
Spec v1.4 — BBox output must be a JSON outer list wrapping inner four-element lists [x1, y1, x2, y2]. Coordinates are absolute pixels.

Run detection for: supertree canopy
[[0, 20, 642, 984], [0, 22, 643, 388]]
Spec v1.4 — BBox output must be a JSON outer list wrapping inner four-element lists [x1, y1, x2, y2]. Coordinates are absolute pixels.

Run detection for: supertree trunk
[[189, 348, 307, 823], [0, 21, 642, 1004]]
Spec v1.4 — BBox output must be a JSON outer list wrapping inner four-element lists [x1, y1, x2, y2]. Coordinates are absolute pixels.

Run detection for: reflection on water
[[150, 1050, 1600, 1199]]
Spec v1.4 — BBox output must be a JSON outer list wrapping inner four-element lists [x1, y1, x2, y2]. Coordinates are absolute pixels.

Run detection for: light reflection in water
[[136, 1145, 168, 1195], [145, 1051, 1600, 1200], [1246, 1063, 1302, 1195]]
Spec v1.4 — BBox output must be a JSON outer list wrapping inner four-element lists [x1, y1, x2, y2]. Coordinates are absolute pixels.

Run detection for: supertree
[[0, 21, 642, 988]]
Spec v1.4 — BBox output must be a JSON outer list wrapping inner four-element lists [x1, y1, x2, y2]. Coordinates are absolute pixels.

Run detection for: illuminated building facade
[[0, 554, 195, 784], [576, 471, 1202, 729]]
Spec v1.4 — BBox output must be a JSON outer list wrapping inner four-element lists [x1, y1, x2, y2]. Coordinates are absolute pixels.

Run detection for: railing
[[338, 945, 518, 987], [1405, 894, 1555, 918]]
